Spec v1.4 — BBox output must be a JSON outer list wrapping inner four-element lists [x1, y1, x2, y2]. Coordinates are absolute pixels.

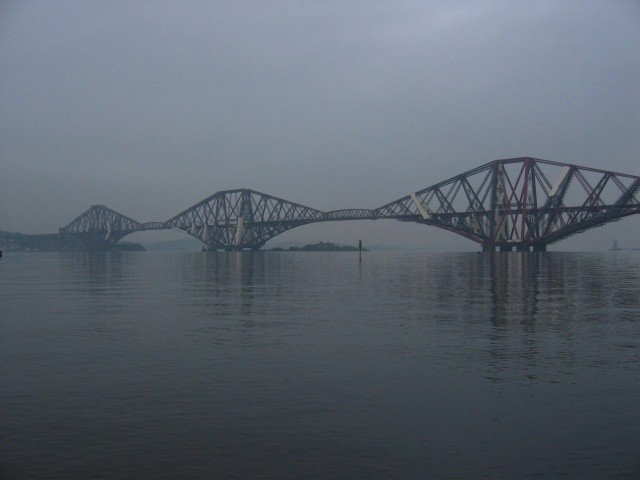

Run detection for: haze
[[1, 1, 638, 250]]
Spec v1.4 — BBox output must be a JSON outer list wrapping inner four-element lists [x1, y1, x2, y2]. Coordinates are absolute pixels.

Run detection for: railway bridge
[[58, 157, 640, 251]]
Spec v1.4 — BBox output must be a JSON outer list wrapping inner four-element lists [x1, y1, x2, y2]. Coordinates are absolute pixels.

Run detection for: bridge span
[[57, 157, 639, 251]]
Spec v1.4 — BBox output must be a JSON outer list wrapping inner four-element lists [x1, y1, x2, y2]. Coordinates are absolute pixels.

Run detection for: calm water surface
[[0, 251, 638, 479]]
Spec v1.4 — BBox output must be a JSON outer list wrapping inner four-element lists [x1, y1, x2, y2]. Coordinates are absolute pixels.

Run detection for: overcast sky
[[1, 1, 638, 249]]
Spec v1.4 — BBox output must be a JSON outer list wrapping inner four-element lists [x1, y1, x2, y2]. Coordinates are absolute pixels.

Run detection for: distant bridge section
[[59, 205, 165, 249], [53, 157, 639, 251]]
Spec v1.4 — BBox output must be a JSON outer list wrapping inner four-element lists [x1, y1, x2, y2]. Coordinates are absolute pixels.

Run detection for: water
[[0, 251, 638, 479]]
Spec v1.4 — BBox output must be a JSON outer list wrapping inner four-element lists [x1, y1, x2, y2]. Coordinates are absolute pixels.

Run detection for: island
[[269, 241, 366, 252]]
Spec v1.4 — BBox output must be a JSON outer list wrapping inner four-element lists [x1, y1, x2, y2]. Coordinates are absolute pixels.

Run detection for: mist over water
[[1, 251, 638, 479]]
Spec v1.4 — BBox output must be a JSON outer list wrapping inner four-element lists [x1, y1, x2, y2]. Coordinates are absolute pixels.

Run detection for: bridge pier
[[483, 244, 548, 252], [220, 244, 264, 252]]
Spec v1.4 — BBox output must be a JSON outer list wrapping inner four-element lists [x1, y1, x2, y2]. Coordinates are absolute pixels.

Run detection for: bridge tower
[[165, 189, 326, 251], [59, 205, 166, 249], [59, 205, 144, 249]]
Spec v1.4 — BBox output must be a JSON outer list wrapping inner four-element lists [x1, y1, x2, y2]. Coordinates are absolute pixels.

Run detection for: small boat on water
[[609, 239, 622, 251]]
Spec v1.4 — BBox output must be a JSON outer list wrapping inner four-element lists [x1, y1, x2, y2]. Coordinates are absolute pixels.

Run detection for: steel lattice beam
[[374, 157, 640, 251], [164, 189, 377, 250], [59, 205, 165, 249]]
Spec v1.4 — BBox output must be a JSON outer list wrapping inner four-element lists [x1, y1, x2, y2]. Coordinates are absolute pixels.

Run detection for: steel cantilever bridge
[[59, 157, 639, 252]]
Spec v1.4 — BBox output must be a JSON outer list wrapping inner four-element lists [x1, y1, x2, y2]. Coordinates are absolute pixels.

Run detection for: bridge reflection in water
[[57, 157, 639, 251]]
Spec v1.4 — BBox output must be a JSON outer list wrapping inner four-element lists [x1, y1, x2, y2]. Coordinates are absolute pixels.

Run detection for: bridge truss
[[164, 189, 326, 250], [57, 157, 639, 251], [164, 189, 377, 250], [375, 157, 640, 251], [59, 205, 164, 249]]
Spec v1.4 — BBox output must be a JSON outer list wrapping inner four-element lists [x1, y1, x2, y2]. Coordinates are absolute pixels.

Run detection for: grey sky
[[1, 1, 638, 249]]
